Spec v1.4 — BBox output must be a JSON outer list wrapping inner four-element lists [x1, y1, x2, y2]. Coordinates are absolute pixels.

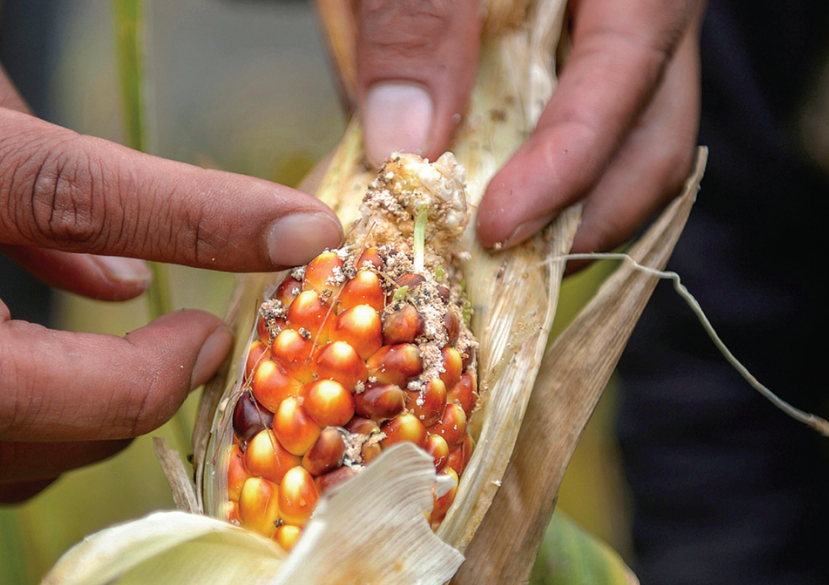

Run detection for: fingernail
[[91, 255, 152, 285], [364, 82, 433, 167], [503, 214, 556, 248], [268, 212, 343, 267], [191, 327, 233, 390]]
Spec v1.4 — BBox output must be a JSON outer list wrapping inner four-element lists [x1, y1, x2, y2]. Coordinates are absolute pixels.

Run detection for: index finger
[[476, 0, 697, 248], [0, 109, 343, 271]]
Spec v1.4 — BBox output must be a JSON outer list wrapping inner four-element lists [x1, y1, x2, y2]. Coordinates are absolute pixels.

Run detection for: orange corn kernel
[[366, 343, 422, 387], [315, 465, 357, 496], [446, 434, 474, 477], [428, 403, 467, 447], [438, 347, 462, 389], [405, 378, 447, 427], [275, 276, 303, 308], [356, 247, 384, 271], [315, 341, 368, 391], [287, 290, 333, 344], [345, 416, 379, 435], [380, 412, 427, 449], [224, 500, 240, 525], [303, 251, 344, 298], [271, 329, 316, 383], [274, 397, 322, 456], [251, 359, 303, 413], [431, 468, 458, 526], [382, 304, 424, 345], [239, 477, 281, 537], [273, 524, 303, 552], [227, 444, 248, 501], [354, 383, 406, 422], [244, 430, 301, 484], [302, 427, 347, 476], [339, 270, 385, 313], [447, 373, 478, 417], [278, 467, 319, 527], [425, 433, 449, 472], [331, 305, 383, 360], [246, 340, 268, 377], [304, 379, 355, 428]]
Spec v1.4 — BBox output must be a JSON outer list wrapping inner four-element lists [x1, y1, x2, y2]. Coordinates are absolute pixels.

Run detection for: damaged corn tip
[[226, 153, 479, 547]]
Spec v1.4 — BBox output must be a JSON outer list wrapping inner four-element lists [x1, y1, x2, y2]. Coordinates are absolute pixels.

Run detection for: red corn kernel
[[345, 416, 380, 435], [271, 329, 316, 383], [273, 524, 303, 552], [302, 427, 347, 476], [425, 433, 449, 471], [428, 403, 467, 447], [244, 429, 301, 484], [331, 305, 382, 360], [382, 304, 424, 345], [366, 344, 422, 387], [304, 379, 355, 428], [446, 434, 474, 477], [274, 397, 322, 456], [447, 373, 478, 417], [431, 468, 458, 525], [232, 392, 274, 444], [361, 441, 382, 464], [380, 413, 427, 449], [239, 477, 281, 537], [315, 465, 357, 495], [339, 270, 385, 313], [356, 247, 384, 271], [405, 377, 447, 427], [251, 359, 304, 413], [275, 276, 303, 308], [227, 445, 248, 501], [437, 285, 451, 303], [394, 273, 425, 292], [303, 251, 344, 298], [354, 383, 406, 421], [439, 347, 462, 389], [287, 290, 332, 344], [315, 341, 368, 391], [278, 467, 319, 526], [443, 308, 460, 346]]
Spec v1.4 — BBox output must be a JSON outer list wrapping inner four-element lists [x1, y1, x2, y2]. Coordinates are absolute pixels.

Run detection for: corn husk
[[43, 0, 707, 581]]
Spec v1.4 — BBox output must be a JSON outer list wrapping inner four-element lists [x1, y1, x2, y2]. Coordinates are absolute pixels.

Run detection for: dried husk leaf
[[41, 511, 285, 585], [43, 445, 458, 585], [454, 148, 707, 584]]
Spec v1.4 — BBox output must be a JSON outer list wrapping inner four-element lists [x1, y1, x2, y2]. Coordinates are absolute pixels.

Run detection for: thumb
[[357, 0, 481, 166]]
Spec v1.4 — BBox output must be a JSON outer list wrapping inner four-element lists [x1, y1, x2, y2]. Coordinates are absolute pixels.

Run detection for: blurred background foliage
[[0, 1, 631, 582]]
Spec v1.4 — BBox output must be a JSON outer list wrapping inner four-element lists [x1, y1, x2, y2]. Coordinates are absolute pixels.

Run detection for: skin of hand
[[0, 67, 343, 503], [356, 0, 705, 270]]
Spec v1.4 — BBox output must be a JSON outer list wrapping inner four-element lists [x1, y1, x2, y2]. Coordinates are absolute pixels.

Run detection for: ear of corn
[[216, 152, 480, 542]]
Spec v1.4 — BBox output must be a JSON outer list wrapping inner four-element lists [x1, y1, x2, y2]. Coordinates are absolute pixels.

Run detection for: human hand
[[0, 66, 343, 502], [355, 0, 704, 262]]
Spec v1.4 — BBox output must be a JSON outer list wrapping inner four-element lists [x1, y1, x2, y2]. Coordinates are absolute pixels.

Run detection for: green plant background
[[0, 1, 632, 582]]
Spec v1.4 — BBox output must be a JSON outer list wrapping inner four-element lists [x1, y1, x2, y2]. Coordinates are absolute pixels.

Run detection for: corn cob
[[224, 152, 479, 547]]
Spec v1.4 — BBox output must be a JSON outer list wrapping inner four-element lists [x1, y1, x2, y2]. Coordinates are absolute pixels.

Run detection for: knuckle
[[25, 139, 111, 249], [0, 324, 40, 438], [360, 0, 451, 56]]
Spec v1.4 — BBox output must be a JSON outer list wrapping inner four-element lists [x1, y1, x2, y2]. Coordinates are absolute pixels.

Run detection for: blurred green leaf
[[531, 511, 635, 585]]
